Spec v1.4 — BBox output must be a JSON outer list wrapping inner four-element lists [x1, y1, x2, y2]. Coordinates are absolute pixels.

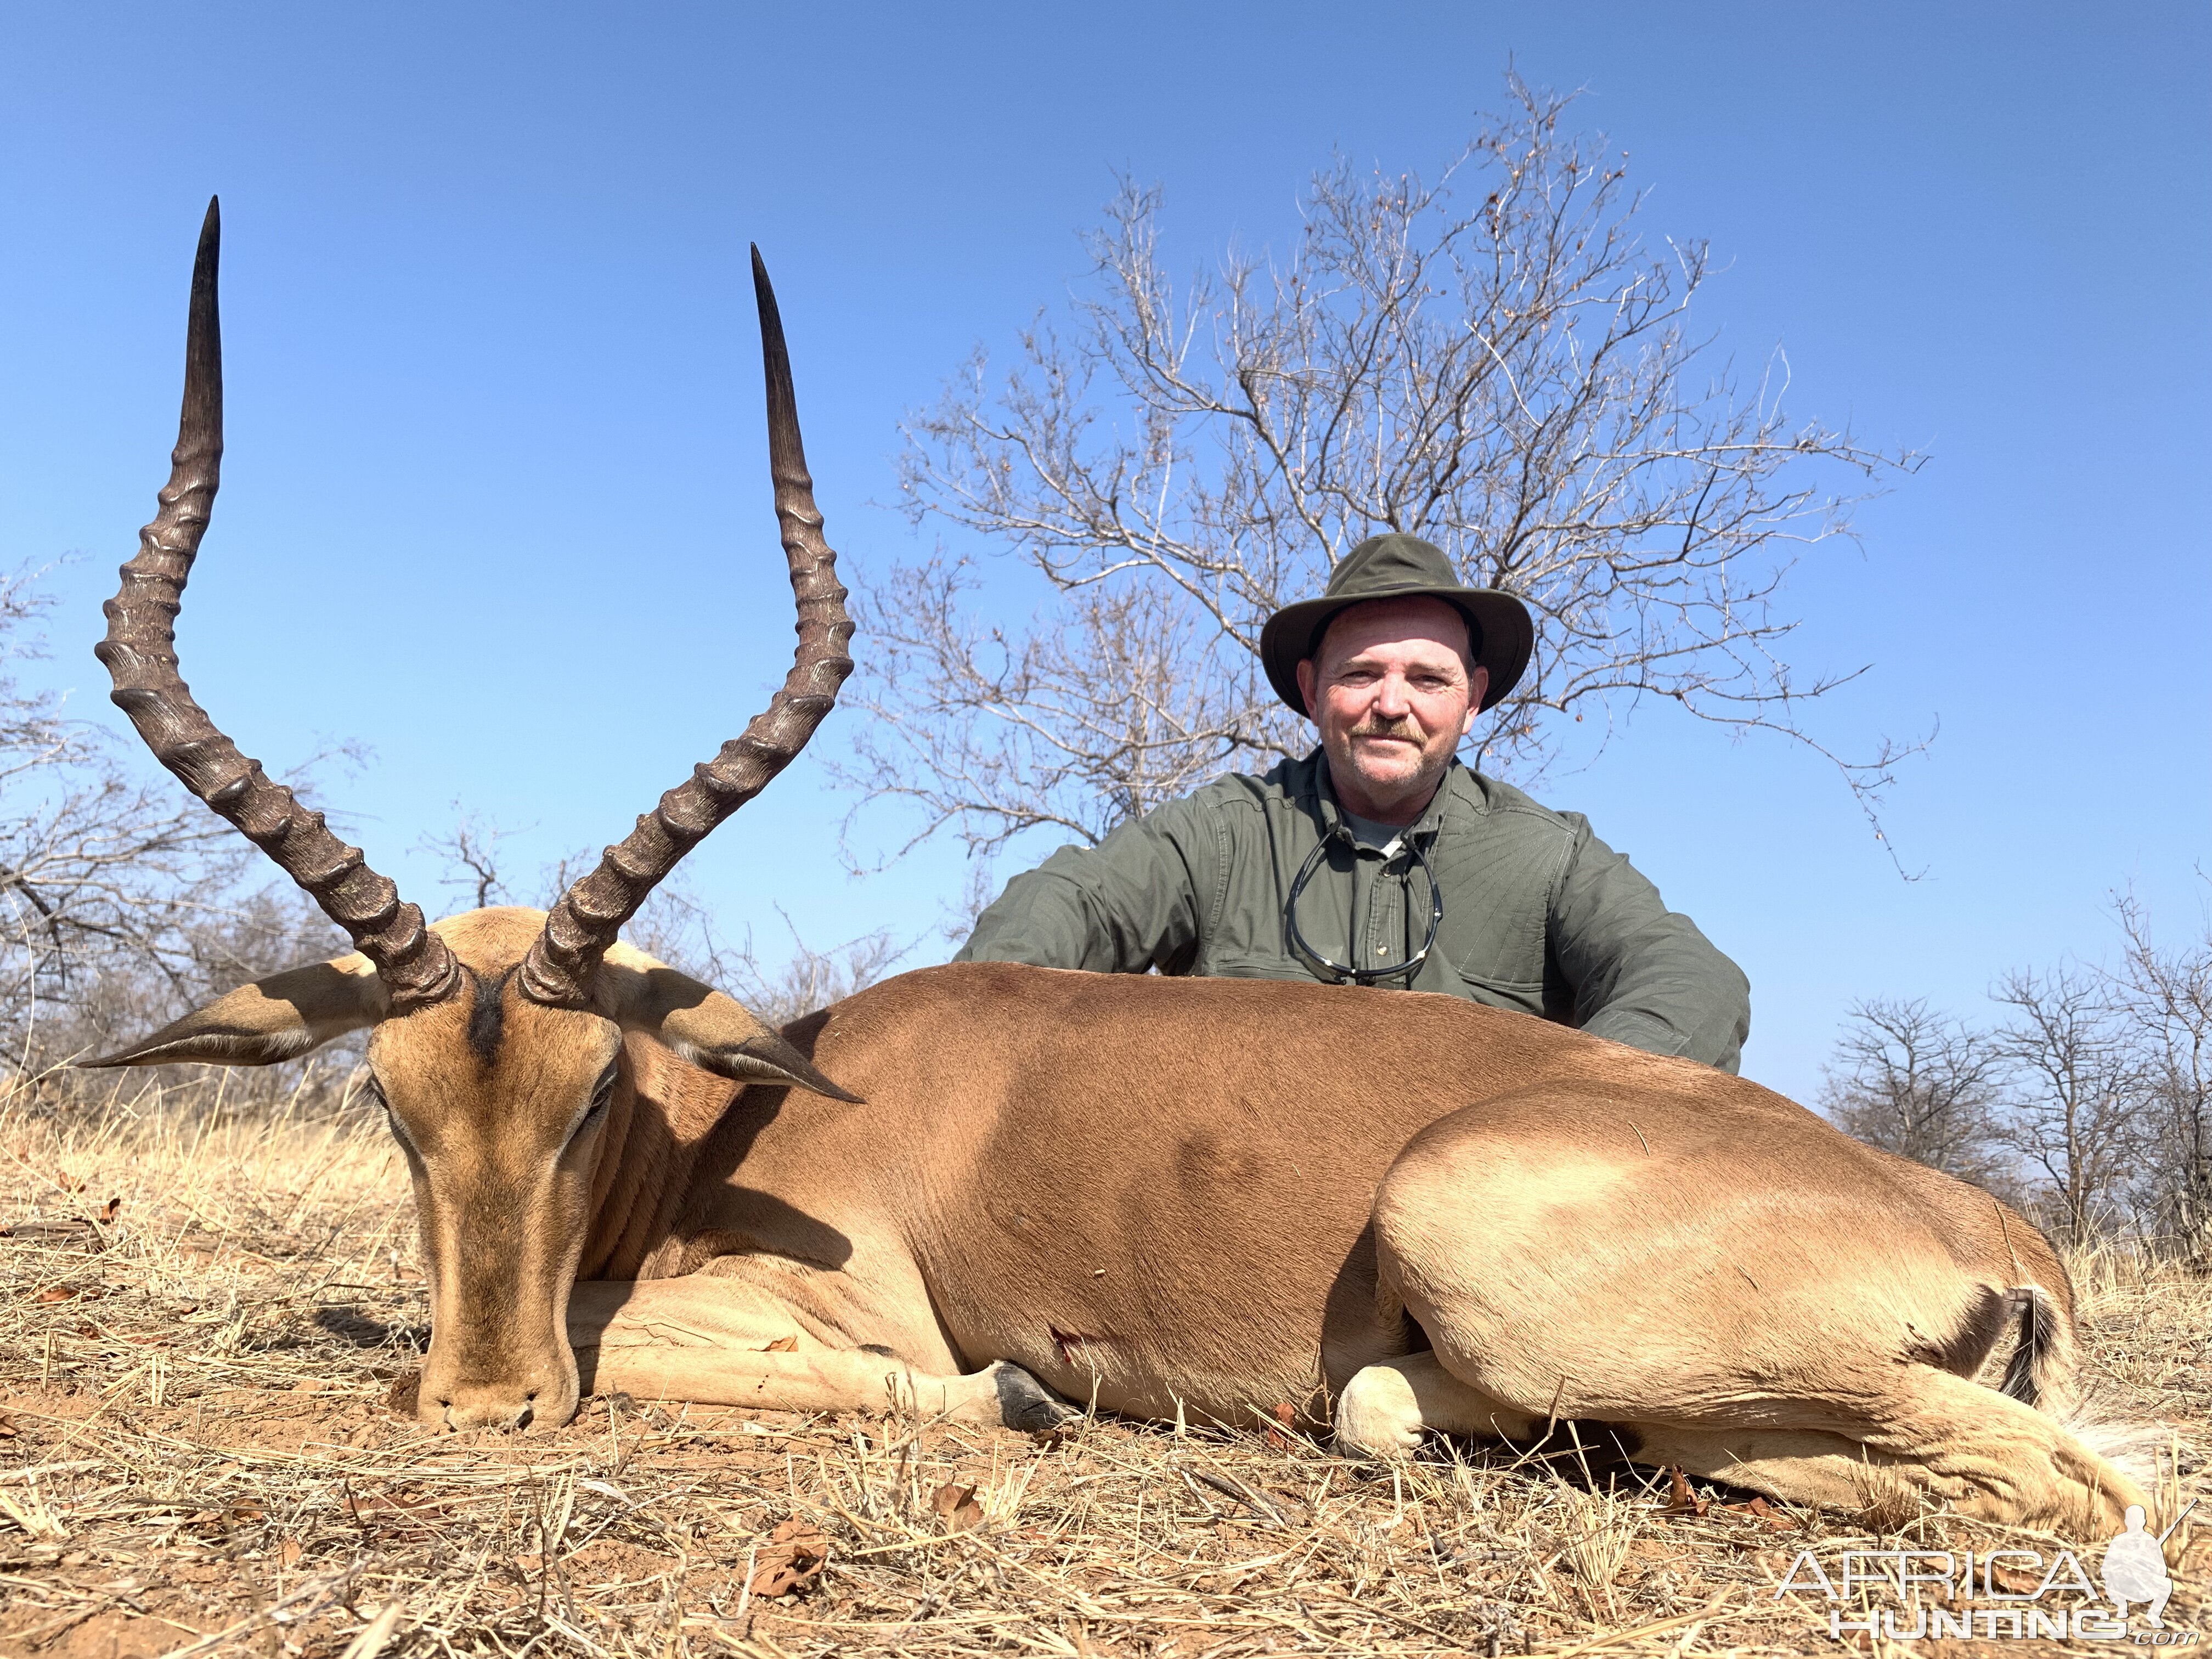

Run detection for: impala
[[89, 202, 2150, 1537]]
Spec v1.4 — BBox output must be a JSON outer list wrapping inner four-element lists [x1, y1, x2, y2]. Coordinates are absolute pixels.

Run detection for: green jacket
[[956, 752, 1751, 1073]]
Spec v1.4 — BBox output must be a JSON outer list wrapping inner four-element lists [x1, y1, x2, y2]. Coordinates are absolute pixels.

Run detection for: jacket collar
[[1299, 749, 1477, 847]]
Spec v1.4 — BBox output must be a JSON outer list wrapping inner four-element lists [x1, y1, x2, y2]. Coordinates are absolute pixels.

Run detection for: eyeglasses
[[1285, 832, 1444, 986]]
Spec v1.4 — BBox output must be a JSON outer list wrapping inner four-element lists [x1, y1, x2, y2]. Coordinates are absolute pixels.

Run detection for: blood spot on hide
[[1051, 1325, 1114, 1371]]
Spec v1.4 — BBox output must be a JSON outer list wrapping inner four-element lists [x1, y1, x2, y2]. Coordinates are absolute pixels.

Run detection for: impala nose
[[434, 1377, 556, 1434]]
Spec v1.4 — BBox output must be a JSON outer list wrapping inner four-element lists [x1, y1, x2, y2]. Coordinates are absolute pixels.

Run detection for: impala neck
[[575, 1033, 738, 1279]]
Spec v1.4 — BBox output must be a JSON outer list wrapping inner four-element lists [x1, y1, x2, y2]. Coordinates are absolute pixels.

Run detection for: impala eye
[[572, 1066, 619, 1139], [367, 1076, 421, 1156]]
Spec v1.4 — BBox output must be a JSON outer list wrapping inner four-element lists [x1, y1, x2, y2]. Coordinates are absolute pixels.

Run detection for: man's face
[[1294, 597, 1487, 823]]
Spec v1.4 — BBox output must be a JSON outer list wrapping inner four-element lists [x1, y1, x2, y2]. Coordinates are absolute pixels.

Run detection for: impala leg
[[1392, 1293, 2148, 1533], [1815, 1367, 2145, 1536], [1335, 1352, 1543, 1458], [565, 1278, 1071, 1431], [1387, 1329, 2145, 1532], [579, 1340, 1063, 1424], [1369, 1103, 2149, 1537], [1621, 1370, 2148, 1537], [1333, 1352, 1915, 1508], [1619, 1423, 1957, 1515]]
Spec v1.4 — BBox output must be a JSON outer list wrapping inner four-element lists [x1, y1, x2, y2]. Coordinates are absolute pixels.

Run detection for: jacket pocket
[[1445, 961, 1545, 1016], [1203, 952, 1322, 985], [1444, 930, 1546, 996], [1442, 902, 1548, 995]]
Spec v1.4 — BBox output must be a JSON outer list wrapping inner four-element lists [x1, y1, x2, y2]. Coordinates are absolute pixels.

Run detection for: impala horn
[[95, 198, 463, 1014], [518, 246, 854, 1008]]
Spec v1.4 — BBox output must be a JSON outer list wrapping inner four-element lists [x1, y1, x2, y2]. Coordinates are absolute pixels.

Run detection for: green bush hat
[[1259, 533, 1534, 718]]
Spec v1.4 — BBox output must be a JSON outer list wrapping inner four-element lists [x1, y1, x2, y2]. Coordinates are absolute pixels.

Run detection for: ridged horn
[[519, 246, 855, 1008], [94, 199, 462, 1015]]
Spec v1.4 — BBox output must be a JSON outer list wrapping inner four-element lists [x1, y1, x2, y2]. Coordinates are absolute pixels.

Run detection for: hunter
[[957, 533, 1752, 1073]]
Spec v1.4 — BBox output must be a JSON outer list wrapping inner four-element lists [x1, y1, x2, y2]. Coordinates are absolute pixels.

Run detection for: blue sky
[[3, 3, 2206, 1102]]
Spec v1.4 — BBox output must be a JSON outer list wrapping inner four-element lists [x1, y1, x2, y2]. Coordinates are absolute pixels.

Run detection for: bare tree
[[2112, 895, 2212, 1262], [847, 76, 1922, 866], [1820, 998, 2011, 1187], [852, 565, 1260, 855], [0, 566, 379, 1118], [1992, 966, 2140, 1245], [420, 825, 910, 1030], [718, 909, 911, 1029], [419, 808, 527, 911], [0, 567, 356, 1087], [596, 882, 909, 1030]]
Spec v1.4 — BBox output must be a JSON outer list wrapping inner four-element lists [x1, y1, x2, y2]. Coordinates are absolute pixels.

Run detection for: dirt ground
[[0, 1086, 2203, 1658]]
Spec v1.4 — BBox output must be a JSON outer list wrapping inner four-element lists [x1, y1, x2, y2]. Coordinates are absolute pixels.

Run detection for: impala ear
[[80, 955, 390, 1068], [597, 943, 862, 1103]]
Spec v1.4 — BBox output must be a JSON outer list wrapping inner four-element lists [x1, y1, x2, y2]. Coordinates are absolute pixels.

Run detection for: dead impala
[[89, 201, 2149, 1537]]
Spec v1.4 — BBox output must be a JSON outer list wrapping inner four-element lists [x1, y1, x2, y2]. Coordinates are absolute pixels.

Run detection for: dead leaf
[[932, 1481, 984, 1532], [184, 1501, 264, 1537], [1029, 1414, 1079, 1448], [1742, 1495, 1797, 1532], [1988, 1560, 2042, 1595], [747, 1519, 830, 1598], [1266, 1401, 1295, 1451], [345, 1488, 441, 1540], [75, 1321, 99, 1339], [385, 1371, 421, 1417], [279, 1538, 303, 1567], [0, 1414, 17, 1438], [764, 1335, 800, 1353], [1662, 1465, 1708, 1517], [55, 1172, 84, 1193], [97, 1198, 120, 1224], [32, 1286, 76, 1305]]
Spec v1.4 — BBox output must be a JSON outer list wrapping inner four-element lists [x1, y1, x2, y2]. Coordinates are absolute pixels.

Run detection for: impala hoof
[[1334, 1363, 1423, 1459], [991, 1362, 1078, 1434]]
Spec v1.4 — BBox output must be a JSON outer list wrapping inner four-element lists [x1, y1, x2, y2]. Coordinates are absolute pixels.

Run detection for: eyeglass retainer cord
[[1285, 829, 1444, 987]]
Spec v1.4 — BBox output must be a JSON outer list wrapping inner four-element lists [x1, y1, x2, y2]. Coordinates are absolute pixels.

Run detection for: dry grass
[[0, 1083, 2204, 1658]]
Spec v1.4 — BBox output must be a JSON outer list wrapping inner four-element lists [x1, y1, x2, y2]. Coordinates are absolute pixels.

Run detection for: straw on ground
[[0, 1079, 2202, 1657]]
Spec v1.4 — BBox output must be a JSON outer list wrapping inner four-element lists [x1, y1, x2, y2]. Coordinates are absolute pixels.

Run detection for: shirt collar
[[1307, 750, 1464, 848]]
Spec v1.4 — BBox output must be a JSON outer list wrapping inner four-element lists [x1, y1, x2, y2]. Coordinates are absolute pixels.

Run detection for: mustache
[[1348, 718, 1423, 740]]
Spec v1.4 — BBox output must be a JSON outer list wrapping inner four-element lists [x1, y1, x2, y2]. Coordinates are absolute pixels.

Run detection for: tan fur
[[92, 909, 2149, 1534]]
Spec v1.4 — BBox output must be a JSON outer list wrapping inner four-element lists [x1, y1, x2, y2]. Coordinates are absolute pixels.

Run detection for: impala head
[[83, 200, 857, 1432]]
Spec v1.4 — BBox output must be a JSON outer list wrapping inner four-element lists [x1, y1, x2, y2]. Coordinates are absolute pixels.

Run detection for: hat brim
[[1260, 584, 1533, 717]]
